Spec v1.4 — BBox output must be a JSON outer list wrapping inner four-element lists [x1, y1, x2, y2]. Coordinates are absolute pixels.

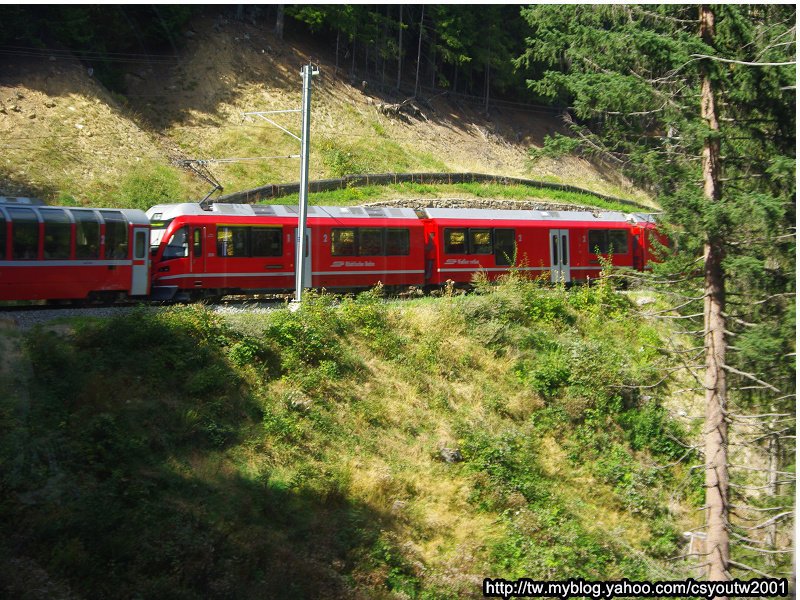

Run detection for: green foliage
[[515, 350, 570, 399], [301, 182, 637, 212], [528, 134, 583, 162], [2, 275, 704, 596], [515, 7, 795, 576], [461, 427, 651, 580], [262, 292, 345, 368], [619, 402, 688, 461], [116, 163, 185, 210], [320, 140, 370, 177], [1, 6, 196, 92], [339, 287, 407, 358]]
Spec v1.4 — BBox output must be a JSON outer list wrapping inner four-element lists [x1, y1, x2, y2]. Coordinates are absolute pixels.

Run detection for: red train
[[0, 197, 659, 302], [0, 197, 150, 302]]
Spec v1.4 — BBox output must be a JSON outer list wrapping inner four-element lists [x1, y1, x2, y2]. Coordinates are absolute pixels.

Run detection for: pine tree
[[517, 4, 795, 583]]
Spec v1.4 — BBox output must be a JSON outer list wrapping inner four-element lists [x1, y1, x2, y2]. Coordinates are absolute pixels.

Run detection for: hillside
[[0, 14, 649, 208], [0, 278, 706, 599]]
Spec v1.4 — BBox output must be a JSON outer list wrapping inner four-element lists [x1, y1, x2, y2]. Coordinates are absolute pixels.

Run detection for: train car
[[305, 205, 425, 291], [147, 203, 298, 300], [421, 208, 657, 285], [147, 203, 426, 298], [0, 199, 150, 302]]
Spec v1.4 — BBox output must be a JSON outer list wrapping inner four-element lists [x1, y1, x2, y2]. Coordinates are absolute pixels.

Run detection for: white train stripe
[[312, 270, 425, 276], [437, 266, 604, 273], [0, 260, 133, 267], [157, 269, 425, 281], [158, 272, 294, 281]]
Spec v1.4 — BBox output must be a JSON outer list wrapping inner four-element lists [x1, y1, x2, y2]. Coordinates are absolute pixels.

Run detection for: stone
[[439, 447, 463, 463]]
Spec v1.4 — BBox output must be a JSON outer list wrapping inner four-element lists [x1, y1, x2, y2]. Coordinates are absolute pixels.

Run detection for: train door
[[548, 229, 570, 283], [631, 229, 642, 271], [190, 226, 206, 275], [131, 227, 149, 295], [494, 228, 515, 266]]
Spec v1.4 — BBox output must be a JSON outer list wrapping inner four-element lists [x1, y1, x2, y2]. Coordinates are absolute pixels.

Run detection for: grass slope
[[0, 15, 650, 208], [0, 276, 700, 598]]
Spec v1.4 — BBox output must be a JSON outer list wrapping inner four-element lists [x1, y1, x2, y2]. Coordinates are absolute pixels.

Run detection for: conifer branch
[[691, 54, 796, 67]]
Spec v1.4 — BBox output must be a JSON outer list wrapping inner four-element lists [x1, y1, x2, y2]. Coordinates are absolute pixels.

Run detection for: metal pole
[[294, 64, 317, 303]]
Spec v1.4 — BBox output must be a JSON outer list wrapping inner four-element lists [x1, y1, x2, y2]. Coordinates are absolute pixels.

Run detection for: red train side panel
[[146, 204, 426, 298], [307, 206, 425, 290], [147, 203, 297, 298], [422, 208, 656, 285], [0, 202, 150, 302]]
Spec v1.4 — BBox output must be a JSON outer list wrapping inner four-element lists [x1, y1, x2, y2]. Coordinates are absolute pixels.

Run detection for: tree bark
[[414, 6, 424, 98], [335, 29, 340, 76], [700, 4, 730, 587], [274, 5, 284, 39], [396, 6, 403, 91], [484, 59, 491, 115], [765, 423, 780, 568]]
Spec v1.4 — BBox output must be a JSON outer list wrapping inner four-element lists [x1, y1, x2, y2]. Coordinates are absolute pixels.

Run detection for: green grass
[[265, 181, 644, 211], [0, 277, 708, 598]]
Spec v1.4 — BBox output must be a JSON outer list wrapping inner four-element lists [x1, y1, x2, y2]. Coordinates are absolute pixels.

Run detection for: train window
[[72, 210, 100, 259], [359, 228, 384, 256], [135, 231, 147, 259], [8, 207, 39, 260], [101, 211, 128, 259], [251, 228, 282, 257], [470, 229, 492, 254], [588, 229, 628, 254], [0, 213, 5, 259], [192, 228, 202, 258], [331, 228, 356, 256], [494, 229, 515, 266], [42, 209, 72, 259], [385, 228, 410, 256], [608, 230, 628, 254], [444, 228, 467, 254], [163, 226, 189, 259], [216, 226, 248, 257]]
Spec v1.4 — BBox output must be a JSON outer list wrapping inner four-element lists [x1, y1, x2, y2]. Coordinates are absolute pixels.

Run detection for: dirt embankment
[[0, 13, 649, 205]]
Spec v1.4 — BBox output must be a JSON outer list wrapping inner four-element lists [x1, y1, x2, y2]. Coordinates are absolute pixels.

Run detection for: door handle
[[264, 264, 282, 269]]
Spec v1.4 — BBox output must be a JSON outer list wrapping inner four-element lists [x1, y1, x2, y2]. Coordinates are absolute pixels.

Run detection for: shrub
[[263, 292, 343, 368]]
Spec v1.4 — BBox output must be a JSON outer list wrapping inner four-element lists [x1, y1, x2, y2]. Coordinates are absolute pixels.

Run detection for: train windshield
[[149, 219, 172, 252]]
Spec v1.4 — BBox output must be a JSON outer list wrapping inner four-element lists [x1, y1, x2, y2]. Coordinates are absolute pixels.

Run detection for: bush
[[263, 292, 344, 368]]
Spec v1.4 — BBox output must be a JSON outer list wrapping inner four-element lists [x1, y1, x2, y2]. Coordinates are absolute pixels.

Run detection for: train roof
[[0, 196, 46, 206], [422, 207, 656, 225], [0, 203, 149, 226], [146, 202, 418, 221]]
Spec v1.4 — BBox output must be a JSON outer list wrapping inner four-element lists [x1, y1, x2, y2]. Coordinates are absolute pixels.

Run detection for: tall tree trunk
[[484, 60, 491, 115], [382, 4, 389, 90], [335, 29, 340, 76], [430, 31, 437, 89], [765, 423, 780, 567], [274, 5, 284, 39], [414, 6, 424, 98], [700, 4, 730, 586], [351, 36, 356, 76], [396, 6, 403, 91]]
